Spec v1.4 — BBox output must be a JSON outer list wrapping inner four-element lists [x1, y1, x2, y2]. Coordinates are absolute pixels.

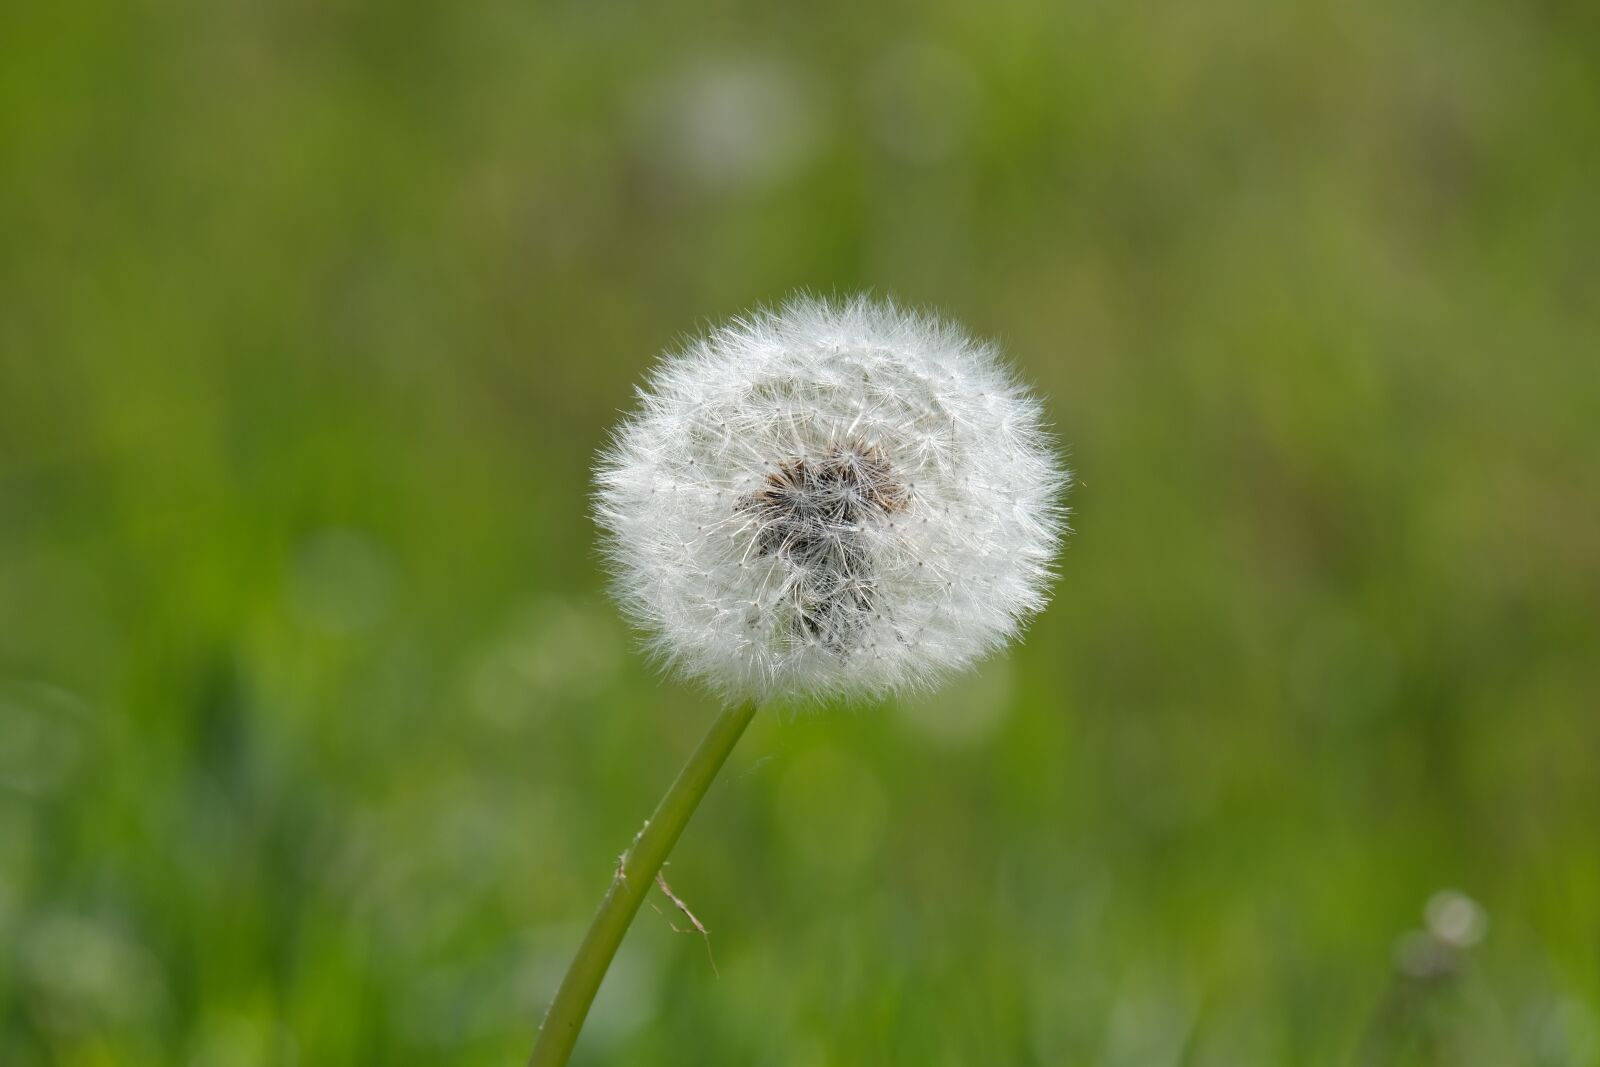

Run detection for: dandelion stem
[[528, 700, 757, 1067]]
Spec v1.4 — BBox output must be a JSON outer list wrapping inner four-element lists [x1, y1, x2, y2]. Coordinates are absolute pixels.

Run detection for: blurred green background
[[3, 1, 1598, 1064]]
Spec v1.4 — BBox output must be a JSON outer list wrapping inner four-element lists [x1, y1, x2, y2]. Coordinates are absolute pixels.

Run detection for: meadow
[[2, 1, 1598, 1063]]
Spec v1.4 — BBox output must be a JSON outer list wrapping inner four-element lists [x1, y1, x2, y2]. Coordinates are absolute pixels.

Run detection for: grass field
[[3, 1, 1598, 1064]]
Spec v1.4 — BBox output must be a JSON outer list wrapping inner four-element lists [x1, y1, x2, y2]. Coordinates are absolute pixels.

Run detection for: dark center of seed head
[[739, 443, 908, 647], [743, 443, 908, 560]]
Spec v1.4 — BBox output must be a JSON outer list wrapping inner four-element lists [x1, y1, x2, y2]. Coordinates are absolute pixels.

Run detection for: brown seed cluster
[[745, 444, 908, 555], [740, 443, 909, 646]]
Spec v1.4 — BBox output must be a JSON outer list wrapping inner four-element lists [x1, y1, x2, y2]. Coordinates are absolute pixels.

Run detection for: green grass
[[2, 1, 1598, 1063]]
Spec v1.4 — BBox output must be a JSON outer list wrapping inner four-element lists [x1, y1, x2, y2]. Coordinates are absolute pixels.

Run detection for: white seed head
[[595, 295, 1069, 703]]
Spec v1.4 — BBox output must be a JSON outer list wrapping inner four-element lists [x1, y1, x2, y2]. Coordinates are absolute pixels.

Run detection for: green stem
[[528, 700, 757, 1067]]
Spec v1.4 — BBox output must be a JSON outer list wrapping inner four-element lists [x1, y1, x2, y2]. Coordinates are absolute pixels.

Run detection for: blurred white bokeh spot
[[636, 58, 822, 191], [20, 913, 166, 1030], [1424, 888, 1487, 949]]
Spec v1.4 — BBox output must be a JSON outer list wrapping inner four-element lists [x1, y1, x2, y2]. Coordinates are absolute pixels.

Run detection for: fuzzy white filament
[[595, 295, 1068, 702]]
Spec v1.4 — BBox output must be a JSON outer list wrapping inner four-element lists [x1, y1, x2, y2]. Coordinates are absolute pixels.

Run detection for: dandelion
[[529, 295, 1069, 1066], [595, 294, 1067, 702]]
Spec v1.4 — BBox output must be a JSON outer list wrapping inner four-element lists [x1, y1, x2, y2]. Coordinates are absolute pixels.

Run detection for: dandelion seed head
[[594, 295, 1070, 702]]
